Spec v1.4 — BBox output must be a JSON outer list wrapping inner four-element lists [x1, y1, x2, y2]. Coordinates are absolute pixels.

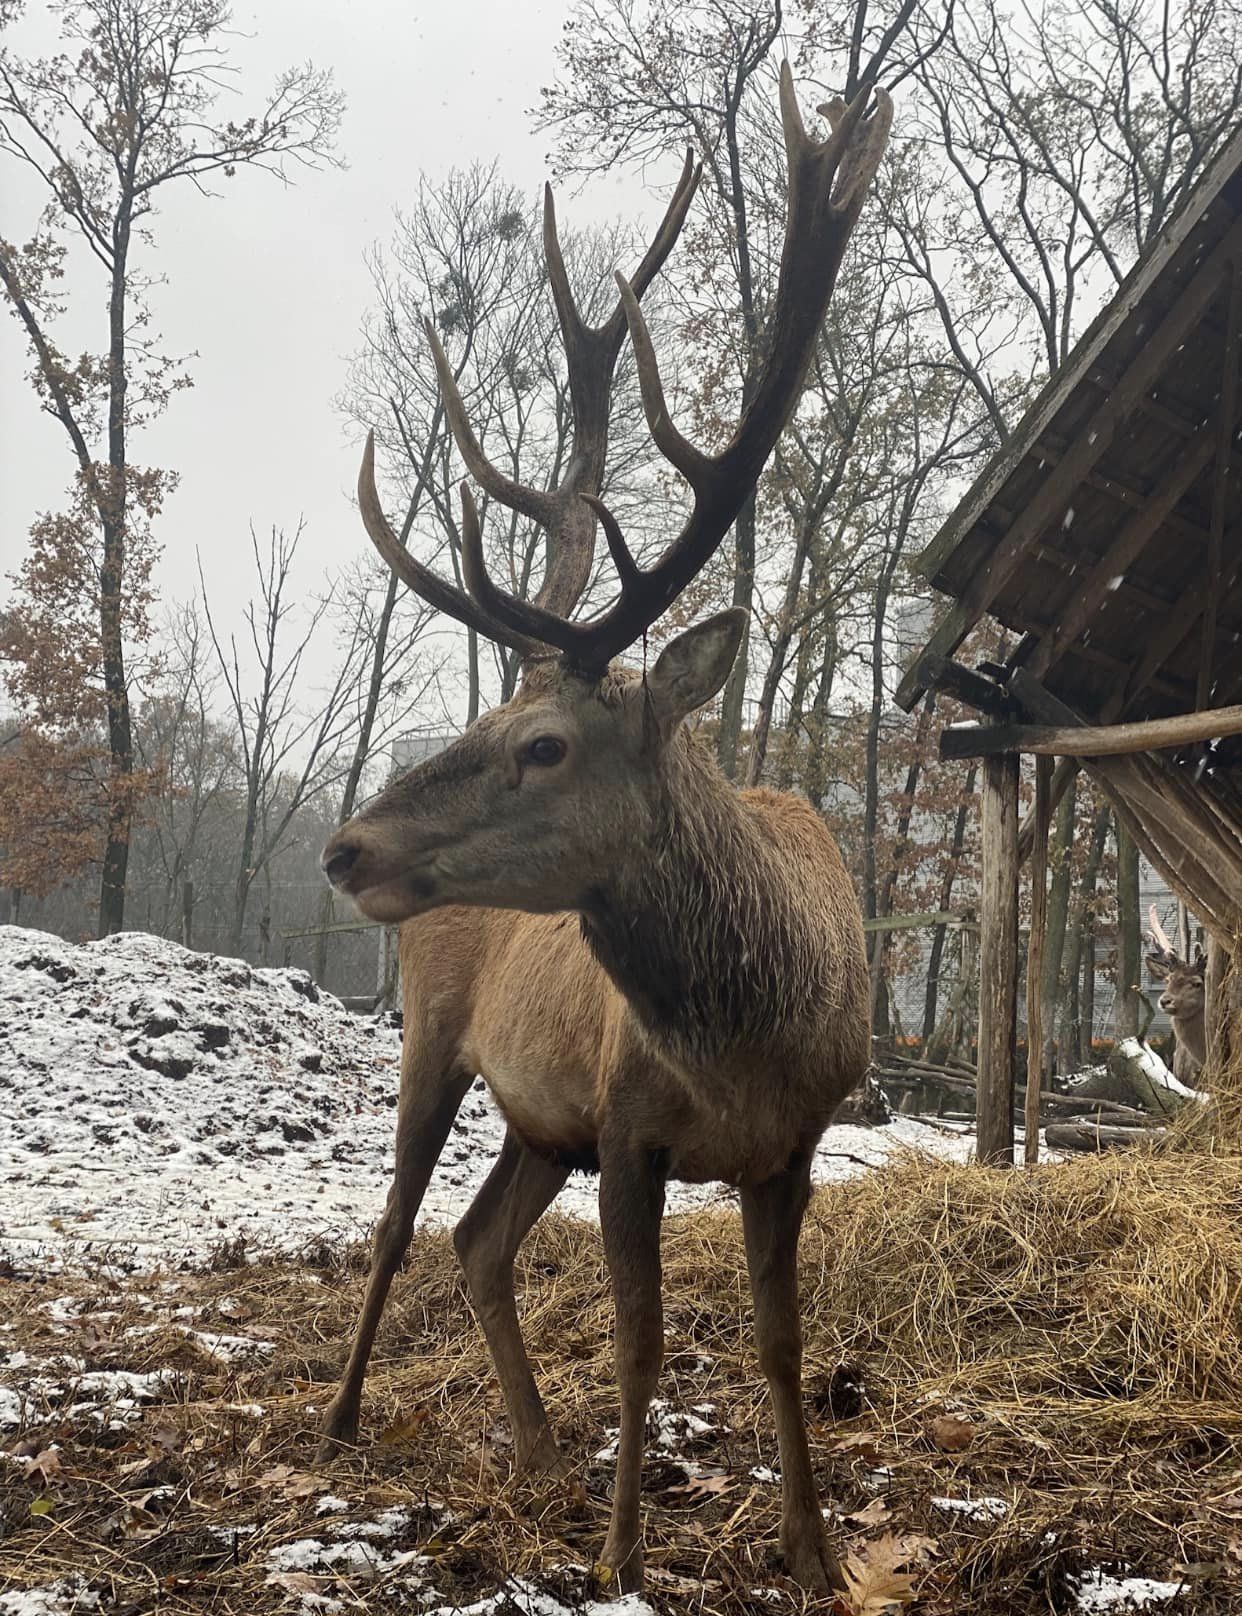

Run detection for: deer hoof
[[597, 1545, 644, 1597], [518, 1428, 570, 1479], [315, 1402, 359, 1463], [781, 1533, 844, 1595]]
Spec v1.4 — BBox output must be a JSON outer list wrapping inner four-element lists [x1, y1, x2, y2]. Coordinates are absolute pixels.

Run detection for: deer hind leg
[[597, 1135, 666, 1595], [452, 1128, 569, 1474], [317, 1060, 471, 1460], [741, 1156, 843, 1594]]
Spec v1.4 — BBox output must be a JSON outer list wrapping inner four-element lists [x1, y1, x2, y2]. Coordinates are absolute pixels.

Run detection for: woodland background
[[3, 0, 1240, 1078]]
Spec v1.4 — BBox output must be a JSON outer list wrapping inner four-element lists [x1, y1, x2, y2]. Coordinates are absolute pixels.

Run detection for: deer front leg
[[741, 1157, 843, 1594], [453, 1129, 569, 1474], [597, 1135, 666, 1595], [317, 1066, 470, 1460]]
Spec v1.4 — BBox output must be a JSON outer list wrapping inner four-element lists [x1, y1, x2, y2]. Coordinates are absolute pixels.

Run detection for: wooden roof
[[897, 125, 1242, 726]]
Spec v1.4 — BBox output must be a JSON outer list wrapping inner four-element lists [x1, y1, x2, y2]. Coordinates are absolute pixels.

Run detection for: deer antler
[[361, 66, 891, 670], [357, 151, 702, 652]]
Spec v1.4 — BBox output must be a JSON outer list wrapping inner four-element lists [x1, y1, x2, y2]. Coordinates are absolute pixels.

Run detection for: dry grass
[[4, 1149, 1242, 1613]]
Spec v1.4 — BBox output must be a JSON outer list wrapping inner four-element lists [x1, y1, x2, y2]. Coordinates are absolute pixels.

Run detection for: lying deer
[[1146, 905, 1206, 1082], [318, 68, 889, 1594]]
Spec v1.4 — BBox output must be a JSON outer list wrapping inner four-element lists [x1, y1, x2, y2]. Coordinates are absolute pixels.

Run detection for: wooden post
[[1024, 756, 1052, 1165], [978, 752, 1020, 1166]]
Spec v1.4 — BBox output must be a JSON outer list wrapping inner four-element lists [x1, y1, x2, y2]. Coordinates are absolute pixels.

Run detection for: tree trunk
[[922, 763, 978, 1045], [98, 199, 136, 936], [1038, 772, 1079, 1074], [801, 618, 839, 810], [1115, 817, 1142, 1038], [1058, 804, 1109, 1066]]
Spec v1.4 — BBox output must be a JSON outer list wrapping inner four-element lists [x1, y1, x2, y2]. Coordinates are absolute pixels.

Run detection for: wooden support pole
[[1024, 756, 1052, 1166], [978, 752, 1020, 1167], [941, 701, 1242, 761]]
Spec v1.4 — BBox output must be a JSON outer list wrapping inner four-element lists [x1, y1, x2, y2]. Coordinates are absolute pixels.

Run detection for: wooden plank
[[1024, 756, 1052, 1166], [1026, 401, 1233, 682], [923, 215, 1242, 607], [910, 653, 1015, 717], [915, 167, 1242, 589], [941, 701, 1242, 760], [1115, 530, 1242, 716], [1200, 264, 1242, 708], [978, 752, 1020, 1166], [862, 910, 978, 933]]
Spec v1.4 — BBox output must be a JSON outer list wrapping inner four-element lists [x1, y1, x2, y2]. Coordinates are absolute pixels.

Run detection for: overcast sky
[[0, 0, 660, 664]]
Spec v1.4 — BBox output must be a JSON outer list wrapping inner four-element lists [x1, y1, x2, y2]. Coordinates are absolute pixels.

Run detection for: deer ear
[[1146, 953, 1169, 981], [646, 609, 746, 728]]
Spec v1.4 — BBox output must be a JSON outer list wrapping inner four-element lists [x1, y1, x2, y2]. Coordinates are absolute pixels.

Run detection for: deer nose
[[322, 840, 361, 888]]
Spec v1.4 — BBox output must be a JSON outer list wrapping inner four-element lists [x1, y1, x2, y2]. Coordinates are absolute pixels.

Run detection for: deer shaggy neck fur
[[581, 713, 868, 1079]]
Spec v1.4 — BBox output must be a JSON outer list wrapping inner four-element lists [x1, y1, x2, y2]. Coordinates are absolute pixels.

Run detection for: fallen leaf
[[256, 1464, 320, 1499], [668, 1470, 736, 1502], [845, 1497, 891, 1528], [929, 1415, 977, 1452], [895, 1532, 940, 1564], [267, 1571, 327, 1597], [24, 1449, 63, 1486], [379, 1408, 434, 1445], [840, 1536, 918, 1615]]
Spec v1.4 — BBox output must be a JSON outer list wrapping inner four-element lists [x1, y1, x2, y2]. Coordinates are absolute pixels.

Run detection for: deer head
[[323, 67, 892, 923], [1146, 905, 1206, 1045]]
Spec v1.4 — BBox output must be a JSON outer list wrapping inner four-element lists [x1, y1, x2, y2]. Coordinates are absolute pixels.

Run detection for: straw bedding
[[3, 1148, 1242, 1613]]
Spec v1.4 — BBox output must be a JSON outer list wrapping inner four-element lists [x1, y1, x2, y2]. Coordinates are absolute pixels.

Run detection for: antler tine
[[356, 434, 540, 657], [535, 68, 892, 670], [456, 482, 603, 657], [615, 273, 712, 487], [580, 493, 642, 590], [1146, 903, 1179, 961], [423, 319, 556, 530]]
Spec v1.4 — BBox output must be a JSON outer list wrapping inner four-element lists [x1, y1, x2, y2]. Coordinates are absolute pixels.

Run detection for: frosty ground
[[3, 927, 1235, 1615], [0, 926, 973, 1274]]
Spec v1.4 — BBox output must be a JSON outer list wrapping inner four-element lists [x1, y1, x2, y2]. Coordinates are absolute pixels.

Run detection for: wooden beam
[[1115, 522, 1242, 716], [978, 753, 1020, 1167], [1024, 756, 1052, 1167], [1200, 264, 1242, 708], [896, 214, 1242, 710], [941, 700, 1242, 760], [862, 910, 978, 933], [1025, 394, 1240, 683], [908, 653, 1016, 718]]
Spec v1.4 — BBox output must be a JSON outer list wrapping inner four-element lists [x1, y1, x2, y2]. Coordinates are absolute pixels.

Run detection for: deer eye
[[526, 736, 566, 766]]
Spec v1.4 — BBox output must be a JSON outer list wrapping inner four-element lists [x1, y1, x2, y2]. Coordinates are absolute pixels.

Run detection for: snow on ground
[[0, 926, 975, 1274]]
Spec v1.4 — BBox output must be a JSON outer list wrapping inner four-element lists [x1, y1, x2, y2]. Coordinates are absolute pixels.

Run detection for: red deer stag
[[1146, 905, 1206, 1083], [319, 67, 890, 1594]]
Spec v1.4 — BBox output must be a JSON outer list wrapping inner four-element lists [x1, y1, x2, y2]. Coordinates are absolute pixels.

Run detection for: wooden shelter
[[897, 125, 1242, 1164]]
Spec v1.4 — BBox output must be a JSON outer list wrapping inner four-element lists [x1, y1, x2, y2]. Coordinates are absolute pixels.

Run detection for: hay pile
[[3, 1150, 1242, 1613]]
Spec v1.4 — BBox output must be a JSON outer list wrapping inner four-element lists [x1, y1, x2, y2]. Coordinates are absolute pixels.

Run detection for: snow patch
[[0, 1580, 100, 1616], [932, 1494, 1009, 1521], [1, 927, 979, 1271], [1072, 1568, 1184, 1612]]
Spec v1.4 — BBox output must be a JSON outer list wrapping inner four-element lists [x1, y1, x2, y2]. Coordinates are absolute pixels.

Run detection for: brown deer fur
[[317, 69, 890, 1596]]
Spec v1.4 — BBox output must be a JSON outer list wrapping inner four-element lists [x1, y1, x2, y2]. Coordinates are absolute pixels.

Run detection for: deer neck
[[579, 738, 813, 1061], [1175, 1007, 1207, 1065]]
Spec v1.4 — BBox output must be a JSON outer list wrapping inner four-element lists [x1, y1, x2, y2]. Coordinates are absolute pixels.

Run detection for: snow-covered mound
[[0, 926, 973, 1272]]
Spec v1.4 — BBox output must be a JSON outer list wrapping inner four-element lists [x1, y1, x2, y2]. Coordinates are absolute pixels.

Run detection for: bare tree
[[200, 524, 366, 955], [0, 0, 341, 933]]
